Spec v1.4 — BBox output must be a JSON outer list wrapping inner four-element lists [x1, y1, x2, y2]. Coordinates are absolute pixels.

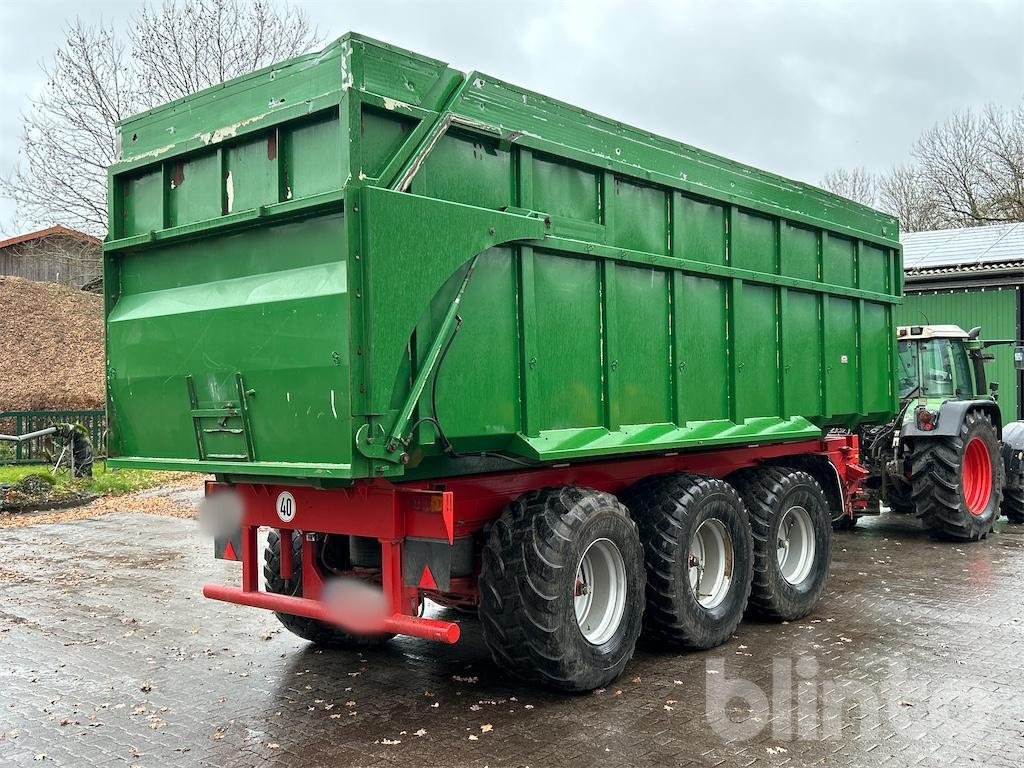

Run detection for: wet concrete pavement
[[1, 510, 1023, 767]]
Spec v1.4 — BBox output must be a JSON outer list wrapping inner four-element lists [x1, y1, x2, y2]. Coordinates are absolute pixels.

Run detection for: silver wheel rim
[[573, 538, 628, 645], [688, 519, 733, 609], [777, 505, 815, 585]]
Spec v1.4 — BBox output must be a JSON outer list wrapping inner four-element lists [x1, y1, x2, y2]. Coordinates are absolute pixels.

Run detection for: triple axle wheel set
[[264, 466, 832, 692]]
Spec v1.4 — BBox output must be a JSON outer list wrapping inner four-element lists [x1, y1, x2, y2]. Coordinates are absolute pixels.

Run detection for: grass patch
[[0, 461, 174, 497]]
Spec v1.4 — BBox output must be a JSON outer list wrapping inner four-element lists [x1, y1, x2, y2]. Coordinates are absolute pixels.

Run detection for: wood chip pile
[[0, 276, 105, 411]]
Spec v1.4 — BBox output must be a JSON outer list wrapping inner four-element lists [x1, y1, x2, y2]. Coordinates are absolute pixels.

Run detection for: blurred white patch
[[322, 577, 389, 634], [197, 489, 243, 538]]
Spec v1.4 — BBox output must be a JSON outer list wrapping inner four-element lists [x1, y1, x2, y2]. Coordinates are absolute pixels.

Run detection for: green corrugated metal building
[[899, 223, 1024, 419]]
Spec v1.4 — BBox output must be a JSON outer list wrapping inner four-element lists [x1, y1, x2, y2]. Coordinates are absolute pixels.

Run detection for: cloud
[[1, 0, 1021, 232]]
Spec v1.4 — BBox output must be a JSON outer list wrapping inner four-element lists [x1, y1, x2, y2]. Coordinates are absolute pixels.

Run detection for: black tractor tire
[[478, 486, 645, 692], [910, 409, 1003, 541], [883, 480, 915, 515], [621, 474, 753, 650], [263, 530, 394, 648], [832, 512, 858, 530], [730, 468, 832, 621], [1002, 485, 1024, 524]]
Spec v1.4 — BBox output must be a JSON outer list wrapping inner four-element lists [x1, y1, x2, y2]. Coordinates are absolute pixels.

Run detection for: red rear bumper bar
[[202, 583, 461, 644]]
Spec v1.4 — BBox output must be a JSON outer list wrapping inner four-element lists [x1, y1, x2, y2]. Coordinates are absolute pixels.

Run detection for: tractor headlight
[[915, 408, 939, 431]]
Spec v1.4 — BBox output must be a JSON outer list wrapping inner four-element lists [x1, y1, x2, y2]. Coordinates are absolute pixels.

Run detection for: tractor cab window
[[919, 339, 955, 397], [897, 339, 957, 399], [950, 342, 974, 398], [897, 341, 919, 399]]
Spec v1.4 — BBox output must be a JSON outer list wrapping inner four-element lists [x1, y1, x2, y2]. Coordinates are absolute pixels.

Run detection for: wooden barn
[[0, 225, 102, 290]]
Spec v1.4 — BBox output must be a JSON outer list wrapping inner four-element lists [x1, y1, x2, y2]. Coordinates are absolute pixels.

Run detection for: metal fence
[[0, 410, 106, 465]]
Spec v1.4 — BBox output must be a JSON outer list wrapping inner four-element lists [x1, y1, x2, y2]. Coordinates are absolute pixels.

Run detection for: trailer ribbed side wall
[[104, 33, 901, 481]]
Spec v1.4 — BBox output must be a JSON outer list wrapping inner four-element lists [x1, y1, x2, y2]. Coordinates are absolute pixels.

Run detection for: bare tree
[[914, 109, 993, 226], [1, 0, 319, 237], [911, 104, 1024, 227], [878, 164, 943, 233], [822, 100, 1024, 232], [131, 0, 320, 104], [821, 166, 879, 207], [978, 103, 1024, 223], [2, 23, 136, 235]]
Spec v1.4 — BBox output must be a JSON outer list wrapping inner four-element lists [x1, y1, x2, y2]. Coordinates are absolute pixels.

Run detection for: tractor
[[851, 324, 1024, 539]]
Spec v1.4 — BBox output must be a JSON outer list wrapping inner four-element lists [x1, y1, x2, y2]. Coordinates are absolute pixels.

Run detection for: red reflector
[[418, 565, 438, 590], [223, 540, 239, 561]]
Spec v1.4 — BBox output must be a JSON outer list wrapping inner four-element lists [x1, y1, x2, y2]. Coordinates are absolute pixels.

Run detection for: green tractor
[[853, 324, 1024, 539]]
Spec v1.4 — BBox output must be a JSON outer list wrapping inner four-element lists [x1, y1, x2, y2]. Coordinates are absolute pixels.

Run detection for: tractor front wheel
[[883, 480, 915, 515], [1002, 485, 1024, 524], [910, 409, 1003, 540]]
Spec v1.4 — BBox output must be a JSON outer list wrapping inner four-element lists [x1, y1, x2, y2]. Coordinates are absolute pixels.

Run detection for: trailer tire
[[621, 474, 753, 650], [479, 486, 645, 692], [731, 468, 832, 621], [1001, 485, 1024, 524], [263, 530, 394, 648], [911, 409, 1003, 541]]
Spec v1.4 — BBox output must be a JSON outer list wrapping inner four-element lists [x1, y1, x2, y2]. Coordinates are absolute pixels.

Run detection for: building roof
[[902, 222, 1024, 276], [0, 225, 101, 250]]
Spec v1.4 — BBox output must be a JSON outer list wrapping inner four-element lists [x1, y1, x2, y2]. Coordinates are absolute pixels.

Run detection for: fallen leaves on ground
[[0, 473, 204, 529]]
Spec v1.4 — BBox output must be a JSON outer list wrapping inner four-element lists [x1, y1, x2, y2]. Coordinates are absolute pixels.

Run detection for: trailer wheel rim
[[573, 538, 627, 645], [688, 519, 733, 609], [963, 436, 993, 515], [776, 505, 816, 586]]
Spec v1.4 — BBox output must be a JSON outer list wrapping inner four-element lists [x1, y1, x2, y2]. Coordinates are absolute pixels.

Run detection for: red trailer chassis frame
[[203, 435, 865, 644]]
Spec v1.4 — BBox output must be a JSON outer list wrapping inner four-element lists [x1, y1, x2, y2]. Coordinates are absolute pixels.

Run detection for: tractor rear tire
[[1001, 485, 1024, 524], [731, 468, 832, 621], [621, 474, 753, 650], [264, 530, 394, 648], [478, 486, 645, 692], [911, 409, 1003, 541]]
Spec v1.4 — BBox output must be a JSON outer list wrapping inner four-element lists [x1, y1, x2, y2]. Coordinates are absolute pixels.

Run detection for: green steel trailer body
[[104, 34, 903, 691], [105, 33, 901, 482]]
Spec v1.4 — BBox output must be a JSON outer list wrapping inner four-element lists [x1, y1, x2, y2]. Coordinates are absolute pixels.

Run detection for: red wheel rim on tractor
[[962, 437, 993, 515]]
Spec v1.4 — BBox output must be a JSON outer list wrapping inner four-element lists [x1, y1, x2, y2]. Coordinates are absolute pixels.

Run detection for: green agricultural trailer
[[105, 33, 903, 690]]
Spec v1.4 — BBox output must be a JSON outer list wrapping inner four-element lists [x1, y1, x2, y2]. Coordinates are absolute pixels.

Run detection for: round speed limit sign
[[276, 491, 297, 523]]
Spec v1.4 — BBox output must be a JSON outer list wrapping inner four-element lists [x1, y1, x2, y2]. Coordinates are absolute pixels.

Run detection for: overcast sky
[[1, 0, 1022, 234]]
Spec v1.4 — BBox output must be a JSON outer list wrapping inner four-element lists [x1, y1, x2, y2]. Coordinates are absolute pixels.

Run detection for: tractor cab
[[896, 324, 990, 404]]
